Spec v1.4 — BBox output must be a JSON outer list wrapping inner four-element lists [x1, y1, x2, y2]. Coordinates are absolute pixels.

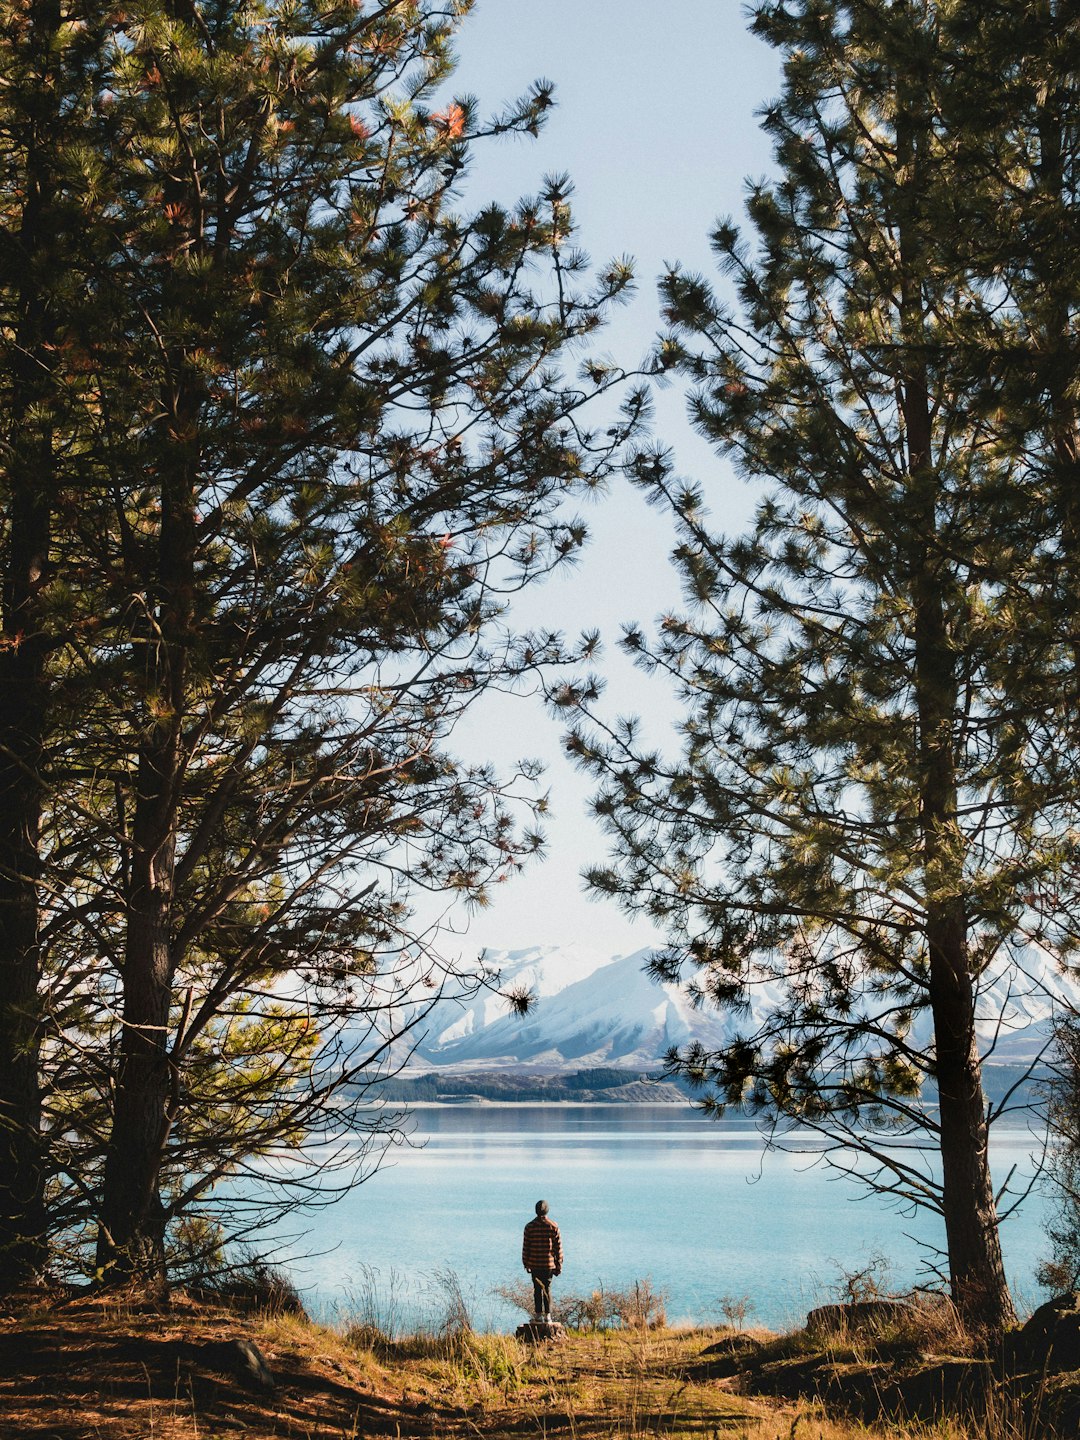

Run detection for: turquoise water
[[284, 1105, 1052, 1332]]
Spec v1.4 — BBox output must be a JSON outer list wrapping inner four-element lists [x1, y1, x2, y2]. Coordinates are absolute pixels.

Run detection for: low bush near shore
[[494, 1274, 668, 1331]]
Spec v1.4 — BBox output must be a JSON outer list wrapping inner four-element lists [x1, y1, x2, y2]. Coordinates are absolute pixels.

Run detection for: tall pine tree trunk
[[97, 409, 196, 1294], [1034, 95, 1080, 668], [0, 0, 62, 1293], [896, 96, 1015, 1335], [0, 494, 49, 1292], [905, 354, 1016, 1337], [913, 572, 1015, 1334], [95, 745, 179, 1294]]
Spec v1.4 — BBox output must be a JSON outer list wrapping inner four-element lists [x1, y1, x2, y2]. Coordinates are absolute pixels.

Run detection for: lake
[[283, 1104, 1054, 1333]]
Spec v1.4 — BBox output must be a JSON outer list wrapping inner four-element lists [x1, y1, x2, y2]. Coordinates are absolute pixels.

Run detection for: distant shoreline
[[370, 1070, 691, 1106], [401, 1098, 695, 1108], [370, 1059, 1046, 1111]]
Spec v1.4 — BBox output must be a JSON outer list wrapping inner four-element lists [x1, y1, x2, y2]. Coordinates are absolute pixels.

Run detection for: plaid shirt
[[522, 1215, 562, 1273]]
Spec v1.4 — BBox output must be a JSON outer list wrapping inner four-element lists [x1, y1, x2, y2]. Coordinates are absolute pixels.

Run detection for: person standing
[[522, 1199, 562, 1319]]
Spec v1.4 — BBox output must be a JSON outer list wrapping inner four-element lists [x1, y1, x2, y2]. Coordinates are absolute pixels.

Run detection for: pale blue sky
[[431, 2, 781, 961]]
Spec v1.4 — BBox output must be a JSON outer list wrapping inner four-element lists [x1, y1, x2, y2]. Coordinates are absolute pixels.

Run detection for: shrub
[[344, 1320, 392, 1353], [170, 1217, 304, 1315], [561, 1286, 621, 1331], [208, 1252, 305, 1316], [432, 1266, 474, 1339], [492, 1278, 536, 1316], [716, 1293, 755, 1331], [614, 1278, 667, 1330], [829, 1250, 893, 1305]]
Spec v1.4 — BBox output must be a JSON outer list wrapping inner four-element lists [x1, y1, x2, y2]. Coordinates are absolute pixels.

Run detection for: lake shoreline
[[401, 1098, 693, 1108]]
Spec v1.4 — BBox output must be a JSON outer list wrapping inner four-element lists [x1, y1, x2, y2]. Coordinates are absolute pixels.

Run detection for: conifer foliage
[[560, 0, 1080, 1335], [0, 0, 638, 1293], [1040, 1020, 1080, 1294]]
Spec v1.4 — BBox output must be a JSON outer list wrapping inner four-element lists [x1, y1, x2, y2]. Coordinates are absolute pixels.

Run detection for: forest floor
[[0, 1289, 1067, 1440]]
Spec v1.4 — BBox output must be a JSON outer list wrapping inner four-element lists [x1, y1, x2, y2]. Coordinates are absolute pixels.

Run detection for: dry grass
[[0, 1291, 398, 1439], [340, 1322, 774, 1435], [0, 1294, 801, 1440], [737, 1415, 959, 1440], [0, 1294, 1058, 1440]]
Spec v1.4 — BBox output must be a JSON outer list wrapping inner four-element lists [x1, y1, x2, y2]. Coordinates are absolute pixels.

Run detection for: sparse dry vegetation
[[0, 1288, 1075, 1439], [494, 1274, 669, 1332]]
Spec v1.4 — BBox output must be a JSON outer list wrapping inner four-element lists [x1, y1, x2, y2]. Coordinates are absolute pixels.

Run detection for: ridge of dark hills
[[370, 1062, 1047, 1109], [372, 1067, 689, 1104]]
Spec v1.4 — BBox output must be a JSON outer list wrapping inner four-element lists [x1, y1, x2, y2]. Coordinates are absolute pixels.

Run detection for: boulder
[[893, 1359, 994, 1421], [516, 1319, 567, 1343], [1013, 1293, 1080, 1372], [805, 1300, 917, 1336], [197, 1337, 275, 1392]]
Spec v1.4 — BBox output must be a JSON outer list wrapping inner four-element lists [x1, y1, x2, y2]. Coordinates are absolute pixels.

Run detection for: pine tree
[[943, 1, 1080, 773], [1038, 1018, 1080, 1293], [91, 2, 642, 1296], [559, 0, 1080, 1336], [0, 0, 107, 1294], [18, 1, 639, 1293]]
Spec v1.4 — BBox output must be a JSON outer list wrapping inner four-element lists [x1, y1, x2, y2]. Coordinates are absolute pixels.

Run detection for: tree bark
[[96, 37, 210, 1287], [0, 491, 49, 1291], [914, 567, 1015, 1334], [0, 0, 62, 1293], [96, 406, 196, 1294], [95, 744, 180, 1294], [896, 98, 1016, 1337], [903, 325, 1016, 1339], [1033, 90, 1080, 674]]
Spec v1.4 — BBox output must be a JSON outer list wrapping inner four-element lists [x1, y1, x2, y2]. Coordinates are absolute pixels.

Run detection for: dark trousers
[[531, 1269, 553, 1315]]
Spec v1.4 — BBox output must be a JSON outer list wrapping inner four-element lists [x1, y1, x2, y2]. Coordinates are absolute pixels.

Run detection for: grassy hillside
[[1, 1286, 1072, 1439], [0, 1292, 787, 1439]]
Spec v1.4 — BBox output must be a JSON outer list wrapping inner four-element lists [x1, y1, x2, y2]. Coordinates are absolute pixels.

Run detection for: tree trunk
[[907, 379, 1016, 1337], [910, 479, 1016, 1335], [0, 0, 63, 1293], [96, 67, 209, 1288], [96, 403, 196, 1294], [1034, 93, 1080, 671], [892, 93, 1017, 1338], [0, 494, 49, 1291], [929, 904, 1016, 1334], [910, 493, 1015, 1334], [903, 325, 1016, 1340], [95, 744, 179, 1294]]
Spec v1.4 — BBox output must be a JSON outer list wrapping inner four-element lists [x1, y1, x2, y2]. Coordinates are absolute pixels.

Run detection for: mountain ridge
[[400, 942, 1077, 1073]]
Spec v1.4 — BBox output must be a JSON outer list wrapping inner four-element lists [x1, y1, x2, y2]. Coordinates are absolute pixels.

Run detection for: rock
[[893, 1359, 994, 1421], [1043, 1371, 1080, 1435], [743, 1350, 994, 1424], [515, 1319, 567, 1343], [1014, 1292, 1080, 1372], [701, 1332, 763, 1358], [696, 1333, 764, 1379], [198, 1337, 275, 1392], [805, 1300, 917, 1336]]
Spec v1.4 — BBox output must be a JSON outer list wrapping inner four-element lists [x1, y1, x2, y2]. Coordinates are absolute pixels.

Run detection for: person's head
[[535, 1200, 549, 1216]]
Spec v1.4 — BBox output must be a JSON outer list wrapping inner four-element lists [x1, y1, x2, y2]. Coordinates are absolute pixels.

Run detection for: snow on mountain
[[406, 942, 1080, 1073], [416, 947, 728, 1069], [412, 943, 795, 1070], [972, 951, 1080, 1061], [427, 943, 613, 1050]]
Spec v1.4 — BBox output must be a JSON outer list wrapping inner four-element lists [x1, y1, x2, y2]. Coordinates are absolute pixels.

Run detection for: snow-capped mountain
[[406, 942, 1080, 1072], [414, 944, 731, 1069]]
